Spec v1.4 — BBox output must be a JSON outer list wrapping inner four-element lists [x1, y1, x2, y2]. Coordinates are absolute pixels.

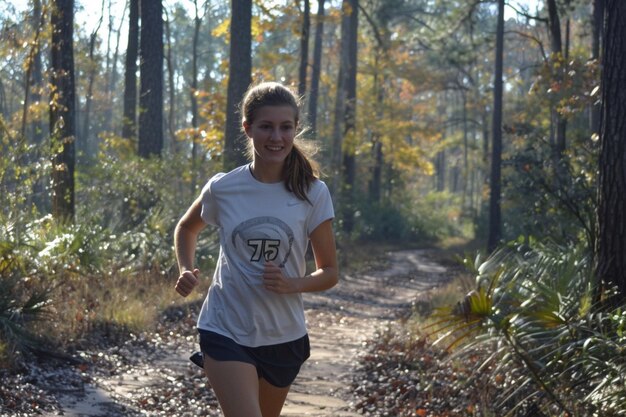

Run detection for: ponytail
[[283, 140, 320, 203]]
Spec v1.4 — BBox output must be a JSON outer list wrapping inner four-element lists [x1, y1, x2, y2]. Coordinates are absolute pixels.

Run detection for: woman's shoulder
[[204, 165, 249, 188], [307, 177, 332, 200], [310, 177, 329, 191]]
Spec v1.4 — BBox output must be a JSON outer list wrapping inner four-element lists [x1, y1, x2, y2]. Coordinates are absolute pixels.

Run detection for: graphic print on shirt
[[231, 216, 295, 269]]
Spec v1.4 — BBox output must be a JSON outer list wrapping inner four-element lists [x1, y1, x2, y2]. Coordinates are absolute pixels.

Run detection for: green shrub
[[351, 191, 466, 243], [0, 221, 52, 366], [429, 241, 626, 416]]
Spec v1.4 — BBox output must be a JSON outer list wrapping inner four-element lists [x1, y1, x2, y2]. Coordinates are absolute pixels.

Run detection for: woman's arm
[[263, 219, 338, 294], [174, 197, 206, 297]]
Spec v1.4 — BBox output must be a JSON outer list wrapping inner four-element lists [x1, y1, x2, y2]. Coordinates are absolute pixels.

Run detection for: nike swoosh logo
[[287, 201, 302, 207]]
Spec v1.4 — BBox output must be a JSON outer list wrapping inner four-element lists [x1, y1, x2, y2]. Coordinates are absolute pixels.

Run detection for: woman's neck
[[250, 161, 283, 183]]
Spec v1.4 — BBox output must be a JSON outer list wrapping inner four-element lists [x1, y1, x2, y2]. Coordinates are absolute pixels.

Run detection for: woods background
[[2, 0, 606, 246], [2, 1, 626, 414]]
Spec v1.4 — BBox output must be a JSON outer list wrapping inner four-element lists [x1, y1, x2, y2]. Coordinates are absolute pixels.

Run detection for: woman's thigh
[[259, 378, 290, 417], [203, 356, 263, 417]]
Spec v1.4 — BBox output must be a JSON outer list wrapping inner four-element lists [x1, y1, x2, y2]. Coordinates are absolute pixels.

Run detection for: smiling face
[[243, 105, 297, 168]]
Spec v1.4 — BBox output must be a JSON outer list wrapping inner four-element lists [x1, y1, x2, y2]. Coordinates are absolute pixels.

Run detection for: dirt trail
[[39, 249, 448, 417], [282, 249, 448, 416]]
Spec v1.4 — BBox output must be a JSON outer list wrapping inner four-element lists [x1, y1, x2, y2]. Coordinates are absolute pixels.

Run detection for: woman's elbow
[[327, 267, 339, 289]]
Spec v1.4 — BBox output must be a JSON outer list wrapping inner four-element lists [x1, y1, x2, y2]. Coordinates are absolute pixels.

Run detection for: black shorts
[[198, 329, 310, 388]]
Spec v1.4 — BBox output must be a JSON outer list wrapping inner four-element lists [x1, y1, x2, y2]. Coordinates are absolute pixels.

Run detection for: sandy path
[[39, 249, 447, 417], [282, 249, 448, 416]]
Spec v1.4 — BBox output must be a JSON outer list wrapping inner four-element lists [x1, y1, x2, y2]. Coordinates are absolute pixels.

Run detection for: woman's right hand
[[175, 269, 200, 297]]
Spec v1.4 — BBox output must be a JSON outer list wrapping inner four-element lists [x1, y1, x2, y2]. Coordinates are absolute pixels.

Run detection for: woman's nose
[[270, 128, 281, 140]]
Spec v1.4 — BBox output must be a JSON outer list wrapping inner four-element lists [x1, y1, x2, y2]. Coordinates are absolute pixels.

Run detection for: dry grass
[[38, 270, 210, 351], [34, 239, 472, 356]]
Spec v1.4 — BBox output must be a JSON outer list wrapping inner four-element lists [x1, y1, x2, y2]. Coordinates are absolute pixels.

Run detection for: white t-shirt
[[197, 164, 334, 347]]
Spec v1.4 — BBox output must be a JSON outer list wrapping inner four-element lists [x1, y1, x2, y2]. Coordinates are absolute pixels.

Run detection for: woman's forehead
[[253, 105, 297, 123]]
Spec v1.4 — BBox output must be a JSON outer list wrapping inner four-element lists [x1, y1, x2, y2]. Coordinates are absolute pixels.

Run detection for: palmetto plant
[[0, 222, 52, 364], [429, 242, 626, 416]]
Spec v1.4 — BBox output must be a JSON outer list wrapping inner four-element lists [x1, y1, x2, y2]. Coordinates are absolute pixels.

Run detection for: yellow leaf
[[212, 18, 230, 38]]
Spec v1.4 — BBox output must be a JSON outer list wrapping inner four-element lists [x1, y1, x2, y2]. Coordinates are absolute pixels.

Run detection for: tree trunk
[[30, 0, 47, 211], [0, 79, 5, 118], [308, 0, 325, 138], [330, 0, 352, 195], [461, 89, 469, 209], [487, 0, 504, 252], [590, 0, 604, 137], [21, 0, 45, 140], [26, 0, 45, 143], [50, 0, 76, 221], [122, 0, 138, 140], [435, 150, 446, 192], [596, 0, 626, 302], [164, 11, 177, 149], [190, 0, 202, 192], [546, 0, 567, 159], [138, 0, 164, 158], [546, 0, 562, 54], [223, 0, 252, 171], [81, 3, 104, 162], [369, 54, 385, 203], [341, 0, 358, 233], [370, 140, 383, 202], [104, 1, 125, 133], [298, 0, 310, 97]]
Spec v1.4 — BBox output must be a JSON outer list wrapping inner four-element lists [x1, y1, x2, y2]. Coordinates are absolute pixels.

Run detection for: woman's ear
[[242, 120, 251, 137]]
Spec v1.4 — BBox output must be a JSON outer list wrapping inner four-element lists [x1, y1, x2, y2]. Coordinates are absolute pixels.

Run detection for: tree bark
[[298, 0, 310, 97], [190, 0, 202, 191], [50, 0, 76, 220], [223, 0, 252, 171], [596, 0, 626, 302], [546, 0, 567, 158], [546, 0, 562, 54], [341, 0, 358, 233], [308, 0, 325, 138], [21, 0, 45, 141], [590, 0, 604, 137], [487, 0, 504, 252], [330, 0, 351, 195], [122, 0, 138, 140], [30, 0, 47, 211], [369, 54, 385, 203], [104, 0, 125, 133], [81, 2, 104, 161], [164, 11, 177, 148], [138, 0, 164, 158]]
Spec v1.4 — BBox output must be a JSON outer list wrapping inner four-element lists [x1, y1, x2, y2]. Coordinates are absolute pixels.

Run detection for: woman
[[174, 81, 338, 417]]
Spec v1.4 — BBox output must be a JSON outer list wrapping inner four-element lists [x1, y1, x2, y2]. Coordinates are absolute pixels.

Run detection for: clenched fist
[[175, 268, 200, 297], [263, 261, 298, 294]]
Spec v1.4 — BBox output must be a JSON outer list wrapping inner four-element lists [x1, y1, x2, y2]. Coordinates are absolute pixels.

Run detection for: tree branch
[[506, 1, 548, 23], [505, 30, 547, 60]]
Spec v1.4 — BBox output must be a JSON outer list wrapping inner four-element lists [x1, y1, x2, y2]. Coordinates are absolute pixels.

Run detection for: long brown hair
[[242, 82, 320, 202]]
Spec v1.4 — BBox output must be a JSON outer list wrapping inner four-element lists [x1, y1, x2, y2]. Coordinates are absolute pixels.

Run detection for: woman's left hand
[[263, 261, 298, 294]]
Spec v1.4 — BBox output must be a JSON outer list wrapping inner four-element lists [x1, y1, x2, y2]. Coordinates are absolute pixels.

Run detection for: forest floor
[[0, 248, 452, 417]]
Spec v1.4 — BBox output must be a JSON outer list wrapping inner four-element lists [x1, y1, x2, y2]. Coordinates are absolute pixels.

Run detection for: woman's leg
[[258, 378, 290, 417], [203, 356, 263, 417]]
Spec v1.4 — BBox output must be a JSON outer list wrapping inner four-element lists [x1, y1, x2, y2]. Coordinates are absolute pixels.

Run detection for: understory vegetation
[[0, 139, 462, 369], [3, 126, 619, 417], [356, 239, 626, 416], [1, 1, 623, 416]]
